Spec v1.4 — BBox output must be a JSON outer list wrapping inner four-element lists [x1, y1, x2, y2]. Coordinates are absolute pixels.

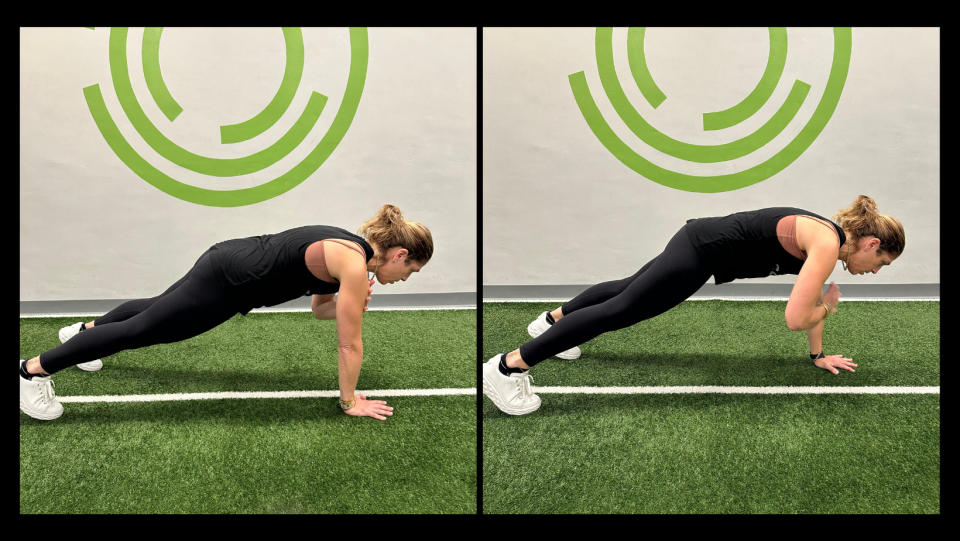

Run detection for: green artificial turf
[[20, 310, 476, 514], [482, 301, 940, 514], [482, 301, 940, 387]]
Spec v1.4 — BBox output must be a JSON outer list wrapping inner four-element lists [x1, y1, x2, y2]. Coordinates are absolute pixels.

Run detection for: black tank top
[[208, 225, 374, 314], [684, 207, 846, 285]]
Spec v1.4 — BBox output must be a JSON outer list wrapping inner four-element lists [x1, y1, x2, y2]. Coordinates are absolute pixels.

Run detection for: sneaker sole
[[57, 327, 76, 343], [526, 317, 581, 360], [20, 359, 64, 420], [59, 326, 103, 372], [75, 361, 103, 371], [482, 365, 541, 416], [19, 399, 64, 420]]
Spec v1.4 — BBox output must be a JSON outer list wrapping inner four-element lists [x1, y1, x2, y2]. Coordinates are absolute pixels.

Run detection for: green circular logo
[[569, 27, 851, 193], [83, 27, 367, 207]]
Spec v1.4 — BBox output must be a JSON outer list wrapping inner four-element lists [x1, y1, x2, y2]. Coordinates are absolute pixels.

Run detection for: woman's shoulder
[[795, 214, 841, 252]]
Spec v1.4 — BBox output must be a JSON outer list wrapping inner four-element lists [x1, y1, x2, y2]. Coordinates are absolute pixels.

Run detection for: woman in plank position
[[21, 204, 433, 421], [483, 195, 904, 415]]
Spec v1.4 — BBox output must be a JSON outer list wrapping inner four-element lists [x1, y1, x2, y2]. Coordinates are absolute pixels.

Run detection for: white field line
[[483, 297, 939, 303], [533, 385, 940, 395], [57, 385, 941, 404], [58, 387, 475, 404]]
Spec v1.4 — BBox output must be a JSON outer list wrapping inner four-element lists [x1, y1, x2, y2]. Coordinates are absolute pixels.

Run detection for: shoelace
[[512, 372, 535, 400], [35, 378, 56, 405]]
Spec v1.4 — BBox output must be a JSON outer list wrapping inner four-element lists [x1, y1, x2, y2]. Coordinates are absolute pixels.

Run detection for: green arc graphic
[[141, 27, 307, 145], [626, 28, 666, 109], [626, 27, 789, 131], [702, 27, 788, 131], [569, 27, 851, 193], [84, 27, 367, 207], [107, 27, 328, 177], [597, 27, 809, 164], [219, 27, 305, 144], [142, 28, 182, 122]]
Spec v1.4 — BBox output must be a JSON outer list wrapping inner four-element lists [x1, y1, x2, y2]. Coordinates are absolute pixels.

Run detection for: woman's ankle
[[505, 350, 531, 370], [25, 357, 49, 376]]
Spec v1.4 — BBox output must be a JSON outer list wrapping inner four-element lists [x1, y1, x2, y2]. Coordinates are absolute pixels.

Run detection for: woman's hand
[[364, 279, 374, 311], [822, 282, 841, 313], [814, 354, 857, 374], [343, 394, 394, 420]]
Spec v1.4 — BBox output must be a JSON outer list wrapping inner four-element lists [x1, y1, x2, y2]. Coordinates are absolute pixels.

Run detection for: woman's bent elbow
[[785, 315, 807, 332], [337, 342, 361, 354]]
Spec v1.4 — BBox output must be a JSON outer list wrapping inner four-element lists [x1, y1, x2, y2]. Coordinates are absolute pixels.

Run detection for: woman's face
[[847, 237, 896, 276], [376, 247, 424, 285]]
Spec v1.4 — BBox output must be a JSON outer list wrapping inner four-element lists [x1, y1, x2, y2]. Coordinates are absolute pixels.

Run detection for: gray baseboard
[[20, 292, 477, 317], [18, 284, 939, 317], [483, 283, 939, 301]]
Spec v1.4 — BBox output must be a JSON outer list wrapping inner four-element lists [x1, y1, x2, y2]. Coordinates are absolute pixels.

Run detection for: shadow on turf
[[529, 350, 813, 381], [77, 365, 340, 390], [25, 365, 398, 425], [52, 364, 403, 395], [20, 394, 356, 426], [482, 350, 842, 418], [575, 350, 819, 380], [19, 400, 358, 427]]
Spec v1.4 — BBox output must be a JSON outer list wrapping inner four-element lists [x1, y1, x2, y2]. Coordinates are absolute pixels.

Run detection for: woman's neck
[[366, 243, 385, 274]]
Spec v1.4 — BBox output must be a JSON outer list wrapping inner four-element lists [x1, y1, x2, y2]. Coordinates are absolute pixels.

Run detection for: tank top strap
[[305, 239, 368, 285], [801, 215, 842, 243], [776, 215, 804, 260], [320, 238, 368, 259], [799, 214, 843, 244], [776, 214, 842, 262]]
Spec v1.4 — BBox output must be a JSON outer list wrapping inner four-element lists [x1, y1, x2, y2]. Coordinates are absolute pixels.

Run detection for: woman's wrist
[[339, 395, 357, 411]]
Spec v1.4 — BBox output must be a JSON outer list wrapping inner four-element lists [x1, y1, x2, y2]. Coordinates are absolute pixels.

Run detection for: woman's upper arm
[[312, 293, 335, 306], [322, 244, 367, 343], [785, 235, 838, 329], [334, 268, 366, 344]]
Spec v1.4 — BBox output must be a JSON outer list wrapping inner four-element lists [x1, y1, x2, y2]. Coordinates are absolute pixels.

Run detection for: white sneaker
[[20, 360, 64, 420], [59, 322, 103, 372], [527, 311, 581, 360], [482, 355, 541, 415]]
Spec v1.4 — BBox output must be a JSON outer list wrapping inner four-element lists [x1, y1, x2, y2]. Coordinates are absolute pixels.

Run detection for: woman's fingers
[[838, 359, 857, 372], [824, 282, 842, 307], [829, 355, 856, 373], [816, 355, 857, 374], [349, 395, 394, 420], [366, 404, 393, 420]]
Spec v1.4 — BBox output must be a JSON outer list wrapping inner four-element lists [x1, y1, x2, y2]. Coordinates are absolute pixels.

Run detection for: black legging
[[38, 250, 240, 375], [518, 225, 713, 367]]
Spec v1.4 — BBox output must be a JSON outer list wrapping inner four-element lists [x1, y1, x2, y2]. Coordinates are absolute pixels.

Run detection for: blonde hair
[[358, 204, 434, 263], [832, 195, 905, 256]]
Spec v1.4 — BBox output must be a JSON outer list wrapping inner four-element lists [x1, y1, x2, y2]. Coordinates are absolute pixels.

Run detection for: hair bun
[[380, 204, 404, 224], [855, 195, 877, 215], [358, 204, 433, 263], [833, 195, 904, 257]]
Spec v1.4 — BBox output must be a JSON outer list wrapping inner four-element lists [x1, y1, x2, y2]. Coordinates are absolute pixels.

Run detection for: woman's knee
[[111, 318, 172, 348], [588, 301, 645, 331]]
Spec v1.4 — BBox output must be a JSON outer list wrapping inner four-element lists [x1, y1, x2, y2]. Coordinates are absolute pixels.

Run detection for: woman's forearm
[[806, 317, 824, 354], [337, 343, 363, 400]]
